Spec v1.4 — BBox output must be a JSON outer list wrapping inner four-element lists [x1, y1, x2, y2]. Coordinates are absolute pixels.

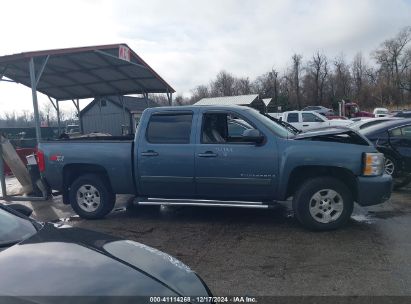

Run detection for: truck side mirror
[[242, 129, 264, 144]]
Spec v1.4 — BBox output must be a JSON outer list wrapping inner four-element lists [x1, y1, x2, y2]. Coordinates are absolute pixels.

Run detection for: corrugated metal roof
[[194, 94, 259, 106], [262, 98, 272, 106], [0, 44, 175, 101]]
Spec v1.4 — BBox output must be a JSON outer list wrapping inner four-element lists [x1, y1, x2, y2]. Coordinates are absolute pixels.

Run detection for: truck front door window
[[201, 113, 256, 144], [202, 113, 227, 144]]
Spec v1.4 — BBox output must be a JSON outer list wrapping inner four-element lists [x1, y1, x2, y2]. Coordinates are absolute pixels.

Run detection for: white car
[[279, 111, 351, 132], [373, 108, 389, 117]]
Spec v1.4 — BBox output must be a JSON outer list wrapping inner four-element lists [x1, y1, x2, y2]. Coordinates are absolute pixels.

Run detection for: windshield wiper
[[262, 114, 301, 134]]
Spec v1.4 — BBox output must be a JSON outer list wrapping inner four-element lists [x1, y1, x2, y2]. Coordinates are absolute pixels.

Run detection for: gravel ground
[[3, 177, 411, 297]]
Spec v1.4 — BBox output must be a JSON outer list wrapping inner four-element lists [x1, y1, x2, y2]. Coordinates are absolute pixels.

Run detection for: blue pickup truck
[[37, 105, 392, 230]]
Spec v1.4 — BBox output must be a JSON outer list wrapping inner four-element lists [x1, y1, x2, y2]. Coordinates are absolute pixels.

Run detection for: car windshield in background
[[245, 108, 295, 138], [0, 207, 37, 247]]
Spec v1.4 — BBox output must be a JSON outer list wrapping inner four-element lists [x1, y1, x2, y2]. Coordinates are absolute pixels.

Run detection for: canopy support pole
[[72, 99, 82, 134], [0, 145, 7, 198], [29, 57, 42, 144], [166, 90, 172, 106], [56, 100, 61, 135], [120, 95, 127, 135], [48, 96, 61, 135]]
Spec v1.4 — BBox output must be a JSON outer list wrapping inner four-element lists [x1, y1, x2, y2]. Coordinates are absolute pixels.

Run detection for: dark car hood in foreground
[[0, 224, 209, 297]]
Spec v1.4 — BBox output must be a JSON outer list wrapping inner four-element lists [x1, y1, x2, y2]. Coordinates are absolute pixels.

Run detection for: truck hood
[[293, 127, 370, 145], [294, 126, 352, 138], [0, 224, 210, 297]]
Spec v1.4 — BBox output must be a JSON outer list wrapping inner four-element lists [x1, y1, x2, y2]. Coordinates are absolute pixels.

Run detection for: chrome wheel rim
[[309, 189, 344, 224], [384, 158, 395, 175], [77, 184, 101, 212]]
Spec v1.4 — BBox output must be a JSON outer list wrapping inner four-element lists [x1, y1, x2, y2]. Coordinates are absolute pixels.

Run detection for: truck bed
[[38, 140, 135, 194]]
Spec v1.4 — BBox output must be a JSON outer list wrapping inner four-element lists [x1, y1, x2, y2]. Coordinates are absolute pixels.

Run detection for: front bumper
[[356, 174, 392, 206]]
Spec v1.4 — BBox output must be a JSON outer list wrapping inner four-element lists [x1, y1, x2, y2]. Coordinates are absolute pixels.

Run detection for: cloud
[[0, 0, 410, 113]]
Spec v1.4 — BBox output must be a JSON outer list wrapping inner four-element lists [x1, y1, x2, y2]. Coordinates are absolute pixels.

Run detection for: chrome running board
[[138, 198, 273, 209]]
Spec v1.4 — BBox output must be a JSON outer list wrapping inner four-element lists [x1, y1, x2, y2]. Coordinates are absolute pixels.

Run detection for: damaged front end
[[294, 127, 370, 145]]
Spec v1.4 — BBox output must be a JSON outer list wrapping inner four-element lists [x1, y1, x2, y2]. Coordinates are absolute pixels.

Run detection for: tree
[[332, 55, 351, 101], [252, 69, 279, 99], [233, 77, 252, 95], [190, 85, 210, 103], [210, 71, 236, 97], [292, 54, 303, 109], [307, 52, 328, 105], [373, 26, 411, 105]]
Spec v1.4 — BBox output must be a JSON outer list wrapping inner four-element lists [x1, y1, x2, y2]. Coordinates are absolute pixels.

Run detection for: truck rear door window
[[146, 113, 192, 144]]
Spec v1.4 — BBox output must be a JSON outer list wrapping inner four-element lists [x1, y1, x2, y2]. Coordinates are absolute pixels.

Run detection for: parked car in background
[[348, 117, 401, 131], [280, 111, 352, 132], [360, 119, 411, 189], [66, 124, 80, 134], [373, 108, 389, 117], [302, 106, 334, 116], [38, 105, 392, 231], [393, 111, 411, 118], [0, 203, 212, 299]]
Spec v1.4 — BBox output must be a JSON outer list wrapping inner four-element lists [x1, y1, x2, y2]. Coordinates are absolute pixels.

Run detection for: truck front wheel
[[292, 177, 353, 231], [69, 174, 115, 219]]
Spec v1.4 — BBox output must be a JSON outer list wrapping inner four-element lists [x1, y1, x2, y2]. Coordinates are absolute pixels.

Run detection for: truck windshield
[[245, 109, 296, 138]]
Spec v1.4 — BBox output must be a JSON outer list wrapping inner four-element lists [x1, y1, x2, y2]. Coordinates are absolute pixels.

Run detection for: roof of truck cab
[[194, 94, 259, 106], [146, 105, 252, 112]]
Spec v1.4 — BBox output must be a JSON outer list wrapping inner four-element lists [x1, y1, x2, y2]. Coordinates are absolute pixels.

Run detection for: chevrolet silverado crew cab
[[37, 105, 392, 230]]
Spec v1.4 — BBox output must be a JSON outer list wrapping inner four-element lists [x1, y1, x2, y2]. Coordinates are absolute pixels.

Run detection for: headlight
[[363, 153, 384, 176]]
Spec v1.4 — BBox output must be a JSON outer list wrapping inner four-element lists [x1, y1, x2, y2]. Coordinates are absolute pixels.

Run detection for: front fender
[[276, 139, 375, 200]]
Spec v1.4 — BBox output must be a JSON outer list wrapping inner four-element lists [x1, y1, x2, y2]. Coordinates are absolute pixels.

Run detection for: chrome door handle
[[141, 150, 159, 157], [303, 124, 309, 127], [198, 151, 218, 158]]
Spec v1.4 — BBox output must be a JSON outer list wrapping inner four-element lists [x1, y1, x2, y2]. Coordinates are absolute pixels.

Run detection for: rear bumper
[[356, 174, 392, 206]]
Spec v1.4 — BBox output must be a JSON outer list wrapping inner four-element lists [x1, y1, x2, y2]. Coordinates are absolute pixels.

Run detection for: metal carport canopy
[[0, 43, 175, 141]]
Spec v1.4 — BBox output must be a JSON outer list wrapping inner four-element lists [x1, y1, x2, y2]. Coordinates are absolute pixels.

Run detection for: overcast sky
[[0, 0, 411, 114]]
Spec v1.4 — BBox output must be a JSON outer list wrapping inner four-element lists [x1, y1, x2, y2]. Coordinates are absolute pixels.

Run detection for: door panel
[[137, 112, 196, 197], [195, 111, 278, 200], [301, 112, 325, 131], [195, 143, 277, 200]]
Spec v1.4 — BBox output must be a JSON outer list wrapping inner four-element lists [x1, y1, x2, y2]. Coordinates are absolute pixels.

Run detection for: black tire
[[292, 177, 353, 231], [384, 155, 411, 189], [69, 174, 115, 219]]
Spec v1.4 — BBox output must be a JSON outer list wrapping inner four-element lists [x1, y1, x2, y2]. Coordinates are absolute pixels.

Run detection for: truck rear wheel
[[292, 177, 353, 231], [69, 174, 115, 219]]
